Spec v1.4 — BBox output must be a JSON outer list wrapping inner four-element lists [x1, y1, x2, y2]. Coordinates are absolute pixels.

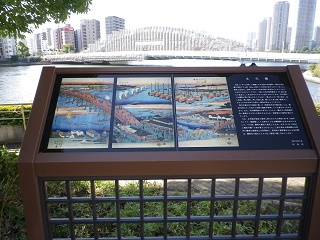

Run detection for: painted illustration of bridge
[[61, 89, 140, 124]]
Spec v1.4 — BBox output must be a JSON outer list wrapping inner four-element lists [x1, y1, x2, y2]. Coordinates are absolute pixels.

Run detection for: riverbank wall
[[0, 61, 51, 67], [0, 125, 24, 144]]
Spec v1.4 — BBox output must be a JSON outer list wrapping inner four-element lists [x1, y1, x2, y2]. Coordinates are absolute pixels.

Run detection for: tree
[[61, 44, 75, 53], [301, 46, 309, 52], [17, 41, 30, 58], [0, 0, 92, 39]]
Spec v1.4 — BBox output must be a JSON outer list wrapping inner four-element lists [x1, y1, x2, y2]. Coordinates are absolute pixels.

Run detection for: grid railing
[[0, 103, 32, 130], [39, 176, 312, 240]]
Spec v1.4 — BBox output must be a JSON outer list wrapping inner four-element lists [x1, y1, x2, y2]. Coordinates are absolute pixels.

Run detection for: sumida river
[[0, 62, 320, 104]]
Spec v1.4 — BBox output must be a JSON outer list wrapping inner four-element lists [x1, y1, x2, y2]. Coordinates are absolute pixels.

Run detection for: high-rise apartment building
[[75, 29, 82, 52], [312, 26, 320, 49], [105, 16, 125, 35], [286, 27, 292, 48], [270, 1, 290, 51], [257, 18, 268, 51], [314, 26, 320, 41], [246, 32, 256, 51], [33, 33, 42, 55], [40, 28, 54, 52], [61, 25, 75, 48], [0, 37, 17, 59], [290, 0, 317, 51], [80, 19, 101, 51], [265, 17, 273, 51], [53, 28, 63, 51]]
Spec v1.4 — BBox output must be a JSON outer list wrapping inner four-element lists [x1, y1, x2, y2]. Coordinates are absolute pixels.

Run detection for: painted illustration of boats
[[194, 87, 203, 101], [148, 83, 156, 96], [186, 97, 195, 104], [177, 95, 187, 103]]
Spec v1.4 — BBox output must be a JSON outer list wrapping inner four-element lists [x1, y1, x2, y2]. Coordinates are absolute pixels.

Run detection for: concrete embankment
[[0, 125, 24, 145], [303, 71, 320, 84]]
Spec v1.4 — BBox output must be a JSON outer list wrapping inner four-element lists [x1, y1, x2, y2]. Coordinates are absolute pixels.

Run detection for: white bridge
[[44, 50, 320, 65]]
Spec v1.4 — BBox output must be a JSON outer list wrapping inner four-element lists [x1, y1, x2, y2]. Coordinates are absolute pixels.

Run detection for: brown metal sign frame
[[18, 65, 320, 239]]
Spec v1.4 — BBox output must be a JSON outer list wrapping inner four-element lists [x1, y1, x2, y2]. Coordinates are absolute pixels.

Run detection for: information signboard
[[40, 71, 310, 151]]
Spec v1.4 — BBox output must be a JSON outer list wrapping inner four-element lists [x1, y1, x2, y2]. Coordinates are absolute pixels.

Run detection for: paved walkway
[[166, 178, 306, 197]]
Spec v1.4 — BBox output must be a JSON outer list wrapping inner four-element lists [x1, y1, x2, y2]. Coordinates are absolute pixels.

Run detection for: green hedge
[[0, 146, 26, 240], [0, 105, 31, 126], [315, 104, 320, 116], [309, 63, 320, 78]]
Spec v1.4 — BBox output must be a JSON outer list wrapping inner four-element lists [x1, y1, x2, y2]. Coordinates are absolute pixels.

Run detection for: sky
[[40, 0, 320, 44]]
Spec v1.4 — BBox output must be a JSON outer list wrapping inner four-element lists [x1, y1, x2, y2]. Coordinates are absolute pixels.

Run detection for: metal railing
[[40, 175, 312, 239], [0, 103, 32, 130]]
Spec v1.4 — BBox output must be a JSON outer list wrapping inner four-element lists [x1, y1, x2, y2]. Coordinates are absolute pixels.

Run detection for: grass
[[45, 179, 302, 238]]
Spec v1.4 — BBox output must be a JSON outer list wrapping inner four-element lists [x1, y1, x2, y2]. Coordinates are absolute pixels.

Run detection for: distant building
[[51, 25, 76, 52], [312, 26, 320, 49], [75, 29, 82, 52], [53, 28, 63, 51], [33, 33, 42, 55], [40, 28, 54, 53], [270, 1, 290, 51], [257, 18, 267, 51], [290, 0, 317, 51], [61, 25, 75, 49], [105, 16, 125, 35], [80, 19, 101, 51], [246, 32, 256, 51], [265, 17, 273, 51], [286, 27, 292, 49], [0, 37, 17, 59]]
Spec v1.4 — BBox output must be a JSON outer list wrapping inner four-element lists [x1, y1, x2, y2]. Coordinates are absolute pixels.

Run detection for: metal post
[[20, 104, 27, 130]]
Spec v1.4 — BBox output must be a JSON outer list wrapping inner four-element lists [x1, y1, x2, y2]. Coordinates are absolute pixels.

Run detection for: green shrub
[[308, 64, 316, 72], [315, 103, 320, 116], [309, 63, 320, 78], [0, 146, 26, 240], [0, 105, 31, 126], [10, 55, 19, 62], [29, 57, 42, 62]]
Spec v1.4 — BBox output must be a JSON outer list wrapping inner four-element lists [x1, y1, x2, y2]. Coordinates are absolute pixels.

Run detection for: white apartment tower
[[291, 0, 317, 51], [246, 32, 256, 50], [271, 1, 290, 51], [312, 26, 320, 49], [265, 17, 273, 51], [314, 26, 320, 41], [0, 37, 17, 59], [105, 16, 125, 34], [80, 19, 101, 51], [257, 18, 268, 51], [33, 33, 42, 55]]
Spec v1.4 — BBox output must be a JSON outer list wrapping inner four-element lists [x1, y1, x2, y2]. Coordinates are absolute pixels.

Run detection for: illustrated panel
[[47, 78, 114, 149], [174, 76, 239, 148], [112, 77, 175, 148]]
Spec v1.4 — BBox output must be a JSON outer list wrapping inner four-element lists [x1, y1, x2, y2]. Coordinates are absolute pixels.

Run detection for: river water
[[0, 62, 320, 104]]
